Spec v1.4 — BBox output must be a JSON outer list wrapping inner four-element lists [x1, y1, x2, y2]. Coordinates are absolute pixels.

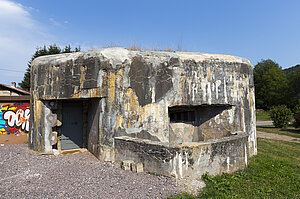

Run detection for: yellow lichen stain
[[72, 93, 80, 98], [80, 65, 86, 89], [142, 104, 161, 122], [108, 73, 115, 104], [72, 87, 102, 98], [74, 86, 79, 94], [169, 100, 174, 106], [207, 67, 212, 81], [92, 88, 101, 98], [126, 103, 129, 111], [117, 115, 123, 128], [249, 91, 253, 106], [34, 99, 43, 129], [179, 77, 186, 91], [126, 88, 139, 112], [123, 88, 142, 127], [180, 77, 185, 84]]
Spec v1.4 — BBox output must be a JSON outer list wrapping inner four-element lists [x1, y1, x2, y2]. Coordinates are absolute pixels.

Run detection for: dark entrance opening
[[169, 110, 195, 123], [169, 105, 232, 126], [61, 101, 83, 150]]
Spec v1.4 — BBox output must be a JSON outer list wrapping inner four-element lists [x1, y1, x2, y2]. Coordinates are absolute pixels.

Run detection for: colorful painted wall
[[0, 103, 30, 135]]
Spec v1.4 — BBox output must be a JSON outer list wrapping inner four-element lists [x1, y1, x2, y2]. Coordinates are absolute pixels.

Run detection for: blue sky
[[0, 0, 300, 85]]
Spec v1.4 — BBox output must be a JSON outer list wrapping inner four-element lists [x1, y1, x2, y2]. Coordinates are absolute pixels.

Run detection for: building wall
[[29, 48, 256, 160], [0, 89, 22, 96]]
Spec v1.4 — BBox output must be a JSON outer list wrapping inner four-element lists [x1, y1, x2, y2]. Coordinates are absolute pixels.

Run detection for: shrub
[[269, 105, 293, 128], [293, 100, 300, 114], [293, 100, 300, 128]]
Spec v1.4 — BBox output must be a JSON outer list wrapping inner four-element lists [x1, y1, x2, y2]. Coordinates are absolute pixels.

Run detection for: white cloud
[[49, 18, 61, 27], [0, 0, 49, 85], [49, 17, 69, 27], [0, 0, 37, 35]]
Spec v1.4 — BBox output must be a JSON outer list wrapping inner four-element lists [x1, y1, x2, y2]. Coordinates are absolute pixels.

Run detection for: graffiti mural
[[0, 103, 30, 135]]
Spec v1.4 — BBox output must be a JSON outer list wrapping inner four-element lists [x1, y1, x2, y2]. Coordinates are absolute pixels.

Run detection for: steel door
[[61, 102, 83, 150]]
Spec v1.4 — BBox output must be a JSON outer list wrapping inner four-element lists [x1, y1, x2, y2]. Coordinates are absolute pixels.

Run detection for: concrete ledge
[[114, 133, 249, 179]]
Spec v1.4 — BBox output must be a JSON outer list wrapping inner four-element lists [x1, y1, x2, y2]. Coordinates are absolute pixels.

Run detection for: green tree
[[19, 44, 80, 91], [254, 59, 288, 109], [286, 67, 300, 109]]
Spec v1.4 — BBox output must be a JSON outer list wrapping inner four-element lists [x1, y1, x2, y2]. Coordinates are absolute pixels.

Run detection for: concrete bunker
[[29, 48, 256, 180]]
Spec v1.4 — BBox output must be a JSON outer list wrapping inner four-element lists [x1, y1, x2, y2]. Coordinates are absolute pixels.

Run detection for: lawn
[[170, 138, 300, 199], [257, 125, 300, 139], [256, 110, 271, 121]]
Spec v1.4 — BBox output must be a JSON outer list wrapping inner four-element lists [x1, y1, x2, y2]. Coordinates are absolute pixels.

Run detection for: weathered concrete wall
[[29, 47, 256, 177], [114, 133, 248, 179]]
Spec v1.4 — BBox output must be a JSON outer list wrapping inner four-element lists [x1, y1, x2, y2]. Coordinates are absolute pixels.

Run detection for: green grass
[[256, 110, 271, 121], [257, 125, 300, 138], [170, 139, 300, 199]]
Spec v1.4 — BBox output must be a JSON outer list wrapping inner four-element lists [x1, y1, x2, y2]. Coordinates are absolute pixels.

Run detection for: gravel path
[[0, 144, 182, 199], [256, 131, 300, 143], [256, 120, 300, 143], [256, 120, 273, 126]]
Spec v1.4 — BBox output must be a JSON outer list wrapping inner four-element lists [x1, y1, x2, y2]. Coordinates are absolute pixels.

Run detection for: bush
[[293, 100, 300, 128], [269, 105, 293, 128], [293, 100, 300, 114]]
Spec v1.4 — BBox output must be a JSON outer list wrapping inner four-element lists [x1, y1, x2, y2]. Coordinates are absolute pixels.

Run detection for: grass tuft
[[127, 44, 141, 51], [256, 110, 271, 121], [170, 138, 300, 198]]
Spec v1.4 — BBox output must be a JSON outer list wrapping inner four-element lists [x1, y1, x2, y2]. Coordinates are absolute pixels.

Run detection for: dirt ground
[[0, 133, 28, 144]]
